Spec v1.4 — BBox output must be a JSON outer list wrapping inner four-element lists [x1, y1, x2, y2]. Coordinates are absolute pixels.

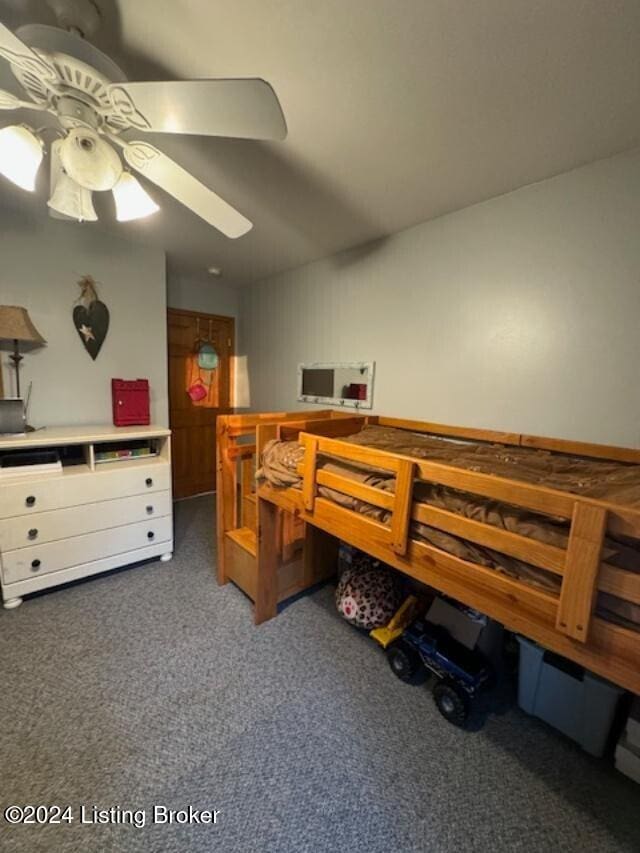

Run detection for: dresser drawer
[[0, 491, 172, 551], [0, 461, 171, 518], [0, 516, 173, 584]]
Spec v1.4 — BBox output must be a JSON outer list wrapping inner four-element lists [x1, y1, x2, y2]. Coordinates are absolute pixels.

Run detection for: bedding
[[257, 425, 640, 630]]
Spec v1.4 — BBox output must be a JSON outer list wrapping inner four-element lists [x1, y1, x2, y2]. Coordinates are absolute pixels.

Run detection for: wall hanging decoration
[[73, 274, 109, 360], [185, 319, 219, 407]]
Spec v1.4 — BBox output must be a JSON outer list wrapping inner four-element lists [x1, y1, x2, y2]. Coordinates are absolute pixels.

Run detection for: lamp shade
[[0, 125, 43, 191], [48, 170, 98, 222], [60, 128, 122, 192], [0, 306, 46, 344], [112, 172, 159, 222]]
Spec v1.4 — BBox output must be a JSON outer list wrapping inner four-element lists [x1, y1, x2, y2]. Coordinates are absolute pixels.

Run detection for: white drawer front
[[0, 491, 172, 551], [0, 462, 171, 518], [1, 516, 173, 584]]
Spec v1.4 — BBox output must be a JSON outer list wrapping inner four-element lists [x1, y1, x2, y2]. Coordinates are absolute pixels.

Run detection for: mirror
[[297, 362, 375, 409]]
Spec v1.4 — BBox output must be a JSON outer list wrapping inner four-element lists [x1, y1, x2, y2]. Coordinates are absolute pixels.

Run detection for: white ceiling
[[1, 0, 640, 284]]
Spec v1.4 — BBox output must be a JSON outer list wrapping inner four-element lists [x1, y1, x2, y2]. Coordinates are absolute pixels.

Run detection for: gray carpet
[[1, 495, 638, 853]]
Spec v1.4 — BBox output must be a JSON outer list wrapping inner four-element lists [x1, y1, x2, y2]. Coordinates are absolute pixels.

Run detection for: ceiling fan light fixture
[[0, 125, 43, 191], [60, 128, 122, 191], [48, 170, 97, 222], [113, 172, 159, 222]]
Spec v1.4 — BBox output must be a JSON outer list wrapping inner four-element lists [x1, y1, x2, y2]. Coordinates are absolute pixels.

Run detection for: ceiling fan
[[0, 0, 287, 237]]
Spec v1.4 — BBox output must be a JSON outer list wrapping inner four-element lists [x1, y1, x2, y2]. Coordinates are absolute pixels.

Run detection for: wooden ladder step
[[226, 526, 257, 557]]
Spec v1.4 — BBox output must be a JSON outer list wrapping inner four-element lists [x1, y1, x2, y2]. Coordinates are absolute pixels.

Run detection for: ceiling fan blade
[[105, 79, 287, 140], [0, 87, 21, 109], [0, 87, 48, 111], [0, 22, 56, 81], [121, 140, 252, 238]]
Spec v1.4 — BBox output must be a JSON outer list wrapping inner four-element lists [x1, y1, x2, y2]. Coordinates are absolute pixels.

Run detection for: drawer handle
[[145, 478, 153, 487], [28, 528, 38, 540], [31, 559, 41, 571], [147, 531, 155, 540], [26, 495, 36, 507], [146, 505, 154, 514]]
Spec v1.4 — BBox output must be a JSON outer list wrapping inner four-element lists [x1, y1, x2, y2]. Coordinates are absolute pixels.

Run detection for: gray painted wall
[[0, 201, 168, 427], [167, 269, 241, 320], [242, 150, 640, 446]]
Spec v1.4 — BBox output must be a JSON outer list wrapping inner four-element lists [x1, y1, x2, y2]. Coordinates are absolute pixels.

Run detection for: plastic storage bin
[[516, 636, 624, 756]]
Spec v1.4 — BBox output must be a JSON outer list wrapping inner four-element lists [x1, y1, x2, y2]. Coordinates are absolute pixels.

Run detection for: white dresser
[[0, 425, 173, 609]]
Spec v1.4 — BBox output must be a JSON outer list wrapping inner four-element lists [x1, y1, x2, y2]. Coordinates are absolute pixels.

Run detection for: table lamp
[[0, 306, 46, 399]]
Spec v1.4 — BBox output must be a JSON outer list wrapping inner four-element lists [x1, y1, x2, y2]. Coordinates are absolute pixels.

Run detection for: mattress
[[257, 425, 640, 630]]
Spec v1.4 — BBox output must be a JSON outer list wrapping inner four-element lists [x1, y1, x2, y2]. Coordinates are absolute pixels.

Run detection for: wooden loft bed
[[216, 410, 355, 609], [217, 411, 640, 694]]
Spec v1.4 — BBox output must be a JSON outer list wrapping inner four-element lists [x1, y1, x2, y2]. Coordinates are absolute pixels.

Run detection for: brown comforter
[[257, 426, 640, 630]]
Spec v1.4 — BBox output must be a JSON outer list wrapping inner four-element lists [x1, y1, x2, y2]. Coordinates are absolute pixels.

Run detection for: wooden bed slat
[[310, 434, 403, 473], [310, 467, 395, 511], [598, 565, 640, 606], [228, 443, 256, 461], [413, 457, 577, 520], [280, 416, 367, 440], [520, 434, 640, 464], [225, 409, 335, 436], [376, 415, 640, 464], [411, 502, 567, 575], [376, 416, 522, 446], [556, 504, 607, 642]]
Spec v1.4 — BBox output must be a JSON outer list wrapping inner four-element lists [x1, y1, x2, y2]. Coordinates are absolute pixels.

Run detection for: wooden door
[[168, 308, 234, 499]]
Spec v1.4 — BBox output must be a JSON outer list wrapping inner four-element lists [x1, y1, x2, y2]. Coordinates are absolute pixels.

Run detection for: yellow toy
[[370, 595, 420, 649]]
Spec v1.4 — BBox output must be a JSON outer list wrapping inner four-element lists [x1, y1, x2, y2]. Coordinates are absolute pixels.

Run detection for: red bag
[[112, 379, 150, 426]]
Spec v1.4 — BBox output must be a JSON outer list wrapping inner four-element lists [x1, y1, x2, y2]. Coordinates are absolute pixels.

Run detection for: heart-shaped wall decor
[[73, 275, 110, 360]]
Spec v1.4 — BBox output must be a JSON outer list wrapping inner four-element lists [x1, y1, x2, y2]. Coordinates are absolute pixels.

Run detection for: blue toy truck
[[386, 618, 493, 725]]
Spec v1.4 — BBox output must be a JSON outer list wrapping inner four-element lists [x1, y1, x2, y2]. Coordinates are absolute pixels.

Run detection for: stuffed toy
[[336, 555, 402, 629]]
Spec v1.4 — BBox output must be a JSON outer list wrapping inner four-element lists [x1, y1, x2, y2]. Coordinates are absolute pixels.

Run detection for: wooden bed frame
[[217, 412, 640, 694]]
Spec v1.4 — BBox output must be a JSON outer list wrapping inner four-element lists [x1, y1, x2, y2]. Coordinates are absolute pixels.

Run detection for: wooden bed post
[[255, 494, 279, 624], [556, 503, 607, 642], [253, 422, 281, 623], [391, 460, 415, 556], [216, 417, 235, 585], [240, 456, 254, 528], [256, 422, 279, 459], [301, 434, 319, 512]]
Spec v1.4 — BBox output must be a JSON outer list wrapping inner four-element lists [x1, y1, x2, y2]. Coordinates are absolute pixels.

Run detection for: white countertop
[[0, 424, 171, 450]]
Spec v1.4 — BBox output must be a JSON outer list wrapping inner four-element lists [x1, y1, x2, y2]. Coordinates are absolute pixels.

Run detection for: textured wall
[[0, 201, 168, 427], [242, 150, 640, 446]]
